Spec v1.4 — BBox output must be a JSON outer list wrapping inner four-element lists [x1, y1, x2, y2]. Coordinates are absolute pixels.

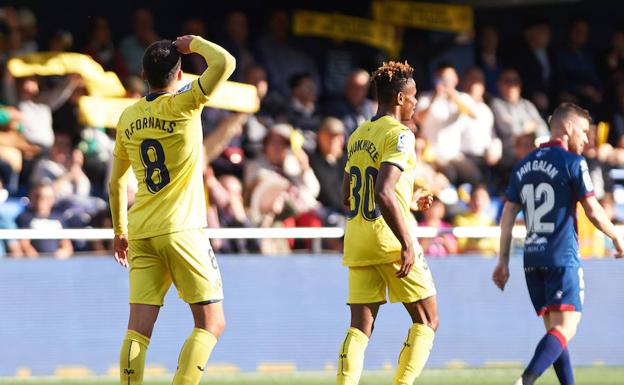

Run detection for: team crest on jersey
[[397, 132, 410, 152], [176, 83, 192, 94]]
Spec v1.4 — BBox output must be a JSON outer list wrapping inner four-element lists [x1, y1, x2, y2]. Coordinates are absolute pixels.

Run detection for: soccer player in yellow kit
[[108, 35, 235, 385], [337, 61, 437, 385]]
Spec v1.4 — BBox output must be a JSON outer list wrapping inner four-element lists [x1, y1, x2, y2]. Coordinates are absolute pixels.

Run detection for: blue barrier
[[0, 255, 623, 375]]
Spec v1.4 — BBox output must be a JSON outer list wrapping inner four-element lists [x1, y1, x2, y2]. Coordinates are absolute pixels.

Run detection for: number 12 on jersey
[[349, 166, 381, 220], [521, 182, 555, 233]]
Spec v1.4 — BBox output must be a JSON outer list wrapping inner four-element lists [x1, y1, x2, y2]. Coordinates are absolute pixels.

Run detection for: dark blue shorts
[[524, 266, 584, 316]]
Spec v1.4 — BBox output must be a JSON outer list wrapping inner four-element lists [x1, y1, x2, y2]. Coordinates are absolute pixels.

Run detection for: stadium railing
[[0, 226, 533, 240]]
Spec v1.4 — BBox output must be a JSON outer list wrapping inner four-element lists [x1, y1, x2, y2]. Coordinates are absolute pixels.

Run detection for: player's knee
[[561, 324, 577, 341], [195, 316, 226, 338], [428, 315, 440, 332], [415, 316, 438, 332], [551, 324, 576, 342], [211, 317, 226, 338], [351, 322, 374, 337]]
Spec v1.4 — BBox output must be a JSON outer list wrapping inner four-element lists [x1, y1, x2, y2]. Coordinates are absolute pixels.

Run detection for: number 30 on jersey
[[348, 166, 381, 221]]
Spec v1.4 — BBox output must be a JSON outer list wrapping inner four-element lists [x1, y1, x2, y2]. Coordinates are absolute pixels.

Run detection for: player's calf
[[393, 296, 438, 385]]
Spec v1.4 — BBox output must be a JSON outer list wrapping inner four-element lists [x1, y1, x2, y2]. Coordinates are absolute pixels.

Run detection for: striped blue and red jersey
[[505, 140, 595, 267]]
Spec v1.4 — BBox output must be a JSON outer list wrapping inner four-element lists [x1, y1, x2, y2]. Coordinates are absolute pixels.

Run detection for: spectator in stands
[[119, 8, 159, 76], [557, 19, 602, 111], [453, 184, 498, 255], [220, 11, 256, 82], [475, 24, 503, 97], [243, 123, 320, 237], [88, 208, 113, 254], [15, 7, 38, 55], [513, 132, 537, 162], [0, 104, 38, 193], [205, 169, 260, 254], [512, 19, 558, 115], [490, 68, 548, 188], [203, 112, 249, 178], [30, 132, 90, 200], [284, 73, 322, 150], [81, 16, 125, 77], [415, 62, 483, 187], [412, 134, 453, 200], [309, 117, 347, 221], [16, 75, 80, 150], [583, 124, 613, 200], [0, 179, 22, 257], [419, 197, 457, 257], [324, 69, 376, 135], [0, 7, 38, 57], [599, 28, 624, 115], [48, 29, 73, 52], [242, 64, 272, 158], [16, 182, 73, 258], [608, 81, 624, 149], [459, 67, 501, 181], [256, 10, 319, 98], [123, 75, 146, 98]]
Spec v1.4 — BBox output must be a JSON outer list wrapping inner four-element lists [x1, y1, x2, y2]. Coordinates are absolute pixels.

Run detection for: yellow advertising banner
[[79, 77, 259, 128], [7, 52, 126, 97], [372, 1, 473, 33], [292, 10, 399, 54]]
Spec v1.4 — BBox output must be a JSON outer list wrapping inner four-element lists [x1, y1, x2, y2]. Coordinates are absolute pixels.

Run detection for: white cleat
[[512, 377, 524, 385]]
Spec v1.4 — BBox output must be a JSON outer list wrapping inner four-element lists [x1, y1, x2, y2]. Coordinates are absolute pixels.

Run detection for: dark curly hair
[[371, 61, 414, 104]]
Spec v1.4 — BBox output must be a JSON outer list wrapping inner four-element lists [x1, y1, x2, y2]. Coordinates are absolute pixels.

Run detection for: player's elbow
[[211, 53, 236, 79], [375, 188, 393, 209], [108, 181, 118, 199], [224, 52, 236, 75]]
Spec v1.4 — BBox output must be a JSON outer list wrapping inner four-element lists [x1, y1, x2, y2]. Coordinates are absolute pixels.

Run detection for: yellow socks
[[393, 323, 435, 385], [119, 330, 150, 385], [337, 327, 369, 385], [172, 328, 218, 385]]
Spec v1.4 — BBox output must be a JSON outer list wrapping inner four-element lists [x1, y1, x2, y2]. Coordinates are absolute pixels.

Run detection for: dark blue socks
[[553, 348, 574, 385], [523, 329, 568, 385]]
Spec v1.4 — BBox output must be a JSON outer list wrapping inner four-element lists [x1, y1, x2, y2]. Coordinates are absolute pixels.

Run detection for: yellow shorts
[[347, 254, 436, 304], [128, 228, 223, 306]]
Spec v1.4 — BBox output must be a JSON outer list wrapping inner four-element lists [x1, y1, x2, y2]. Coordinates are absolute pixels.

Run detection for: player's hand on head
[[174, 35, 195, 55], [113, 234, 129, 268], [492, 261, 510, 291], [397, 243, 415, 278]]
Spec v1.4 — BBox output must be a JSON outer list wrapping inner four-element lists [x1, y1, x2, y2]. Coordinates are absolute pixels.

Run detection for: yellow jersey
[[343, 115, 419, 266], [111, 37, 235, 240]]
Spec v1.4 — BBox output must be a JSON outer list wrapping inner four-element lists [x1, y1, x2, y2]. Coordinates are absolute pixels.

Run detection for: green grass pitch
[[0, 367, 622, 385]]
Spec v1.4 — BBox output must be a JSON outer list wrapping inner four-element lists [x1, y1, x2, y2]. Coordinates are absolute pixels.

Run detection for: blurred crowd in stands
[[0, 5, 623, 258]]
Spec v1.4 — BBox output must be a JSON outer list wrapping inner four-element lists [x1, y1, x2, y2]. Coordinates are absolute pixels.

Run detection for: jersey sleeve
[[571, 156, 595, 201], [505, 164, 521, 203], [113, 113, 129, 160], [380, 128, 415, 171], [169, 37, 236, 114]]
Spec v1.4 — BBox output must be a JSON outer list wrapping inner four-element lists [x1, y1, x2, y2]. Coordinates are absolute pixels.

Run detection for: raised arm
[[580, 195, 624, 257], [189, 36, 235, 96], [173, 35, 235, 109], [493, 201, 522, 290]]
